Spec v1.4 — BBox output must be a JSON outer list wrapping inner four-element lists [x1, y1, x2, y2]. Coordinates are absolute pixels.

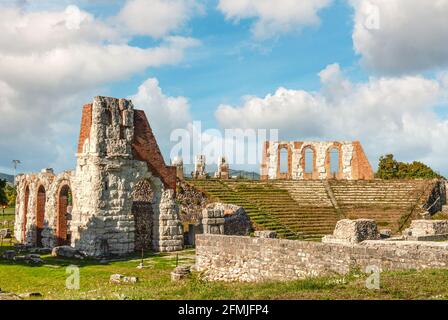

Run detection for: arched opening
[[36, 185, 46, 247], [57, 184, 73, 246], [279, 148, 288, 174], [329, 148, 340, 177], [22, 186, 29, 242], [304, 148, 314, 174], [131, 180, 154, 252]]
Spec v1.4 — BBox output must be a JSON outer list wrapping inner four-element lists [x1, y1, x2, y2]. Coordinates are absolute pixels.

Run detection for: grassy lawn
[[1, 207, 447, 300], [1, 207, 15, 223], [1, 246, 448, 300]]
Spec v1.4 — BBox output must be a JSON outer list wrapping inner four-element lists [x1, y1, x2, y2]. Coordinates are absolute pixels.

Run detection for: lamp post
[[12, 160, 21, 185]]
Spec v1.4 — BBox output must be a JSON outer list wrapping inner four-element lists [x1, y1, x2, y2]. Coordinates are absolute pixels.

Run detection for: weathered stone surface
[[214, 156, 229, 179], [192, 155, 207, 179], [196, 234, 448, 282], [110, 274, 138, 284], [322, 219, 380, 244], [171, 266, 191, 281], [15, 254, 44, 264], [1, 250, 16, 260], [0, 292, 21, 300], [404, 220, 448, 237], [51, 246, 84, 259], [254, 231, 277, 238], [14, 97, 183, 257], [260, 141, 373, 180]]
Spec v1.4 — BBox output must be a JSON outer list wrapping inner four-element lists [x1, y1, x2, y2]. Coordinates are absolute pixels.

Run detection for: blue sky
[[0, 0, 447, 176]]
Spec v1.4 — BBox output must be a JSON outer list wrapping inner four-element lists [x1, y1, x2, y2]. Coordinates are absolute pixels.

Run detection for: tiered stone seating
[[187, 180, 300, 239], [328, 180, 431, 231], [186, 179, 436, 240]]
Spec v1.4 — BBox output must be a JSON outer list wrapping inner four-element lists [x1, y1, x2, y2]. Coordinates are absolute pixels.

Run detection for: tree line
[[375, 154, 444, 180]]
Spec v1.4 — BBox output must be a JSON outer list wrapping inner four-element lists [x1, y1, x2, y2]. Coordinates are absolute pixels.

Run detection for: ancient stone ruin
[[172, 157, 184, 181], [192, 155, 207, 179], [260, 140, 373, 180], [214, 156, 229, 179], [14, 96, 184, 256]]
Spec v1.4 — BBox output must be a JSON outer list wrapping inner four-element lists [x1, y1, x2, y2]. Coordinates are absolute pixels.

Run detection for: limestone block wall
[[260, 140, 373, 180], [196, 234, 448, 282]]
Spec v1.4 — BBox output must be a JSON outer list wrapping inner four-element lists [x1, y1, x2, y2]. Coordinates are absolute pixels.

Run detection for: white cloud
[[350, 0, 448, 74], [117, 0, 204, 38], [215, 64, 448, 175], [218, 0, 332, 39], [130, 78, 192, 148], [0, 3, 199, 174]]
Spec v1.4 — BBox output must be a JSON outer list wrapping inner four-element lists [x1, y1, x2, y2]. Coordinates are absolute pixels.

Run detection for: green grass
[[1, 247, 448, 300], [0, 207, 15, 223]]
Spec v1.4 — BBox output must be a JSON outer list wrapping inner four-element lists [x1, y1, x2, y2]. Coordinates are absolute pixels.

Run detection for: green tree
[[375, 154, 443, 179], [5, 184, 17, 207], [0, 179, 7, 206]]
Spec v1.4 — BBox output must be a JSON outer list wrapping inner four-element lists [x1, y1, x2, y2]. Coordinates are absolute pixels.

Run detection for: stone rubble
[[109, 274, 139, 284], [171, 266, 191, 281]]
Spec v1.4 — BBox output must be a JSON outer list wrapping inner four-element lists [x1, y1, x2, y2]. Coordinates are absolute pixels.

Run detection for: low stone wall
[[195, 234, 448, 282]]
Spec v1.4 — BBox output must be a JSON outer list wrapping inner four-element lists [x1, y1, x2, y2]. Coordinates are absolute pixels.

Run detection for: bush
[[375, 154, 443, 179]]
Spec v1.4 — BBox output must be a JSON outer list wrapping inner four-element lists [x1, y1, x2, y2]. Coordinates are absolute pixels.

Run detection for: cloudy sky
[[0, 0, 447, 175]]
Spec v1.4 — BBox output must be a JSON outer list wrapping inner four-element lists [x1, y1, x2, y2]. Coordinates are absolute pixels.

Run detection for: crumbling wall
[[15, 96, 183, 256], [14, 170, 74, 248], [261, 140, 374, 180]]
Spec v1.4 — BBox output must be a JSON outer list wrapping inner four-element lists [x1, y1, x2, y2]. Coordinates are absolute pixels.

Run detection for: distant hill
[[0, 173, 14, 184]]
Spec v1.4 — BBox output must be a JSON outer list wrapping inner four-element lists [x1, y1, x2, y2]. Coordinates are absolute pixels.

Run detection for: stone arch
[[325, 142, 343, 179], [277, 143, 291, 179], [57, 182, 73, 246], [36, 184, 46, 247], [131, 178, 156, 252], [301, 145, 317, 179]]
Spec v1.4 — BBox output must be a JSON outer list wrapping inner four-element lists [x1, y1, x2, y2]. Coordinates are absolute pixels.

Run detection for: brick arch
[[325, 142, 343, 179], [36, 184, 46, 247], [56, 181, 73, 246], [277, 143, 292, 179], [301, 145, 318, 179]]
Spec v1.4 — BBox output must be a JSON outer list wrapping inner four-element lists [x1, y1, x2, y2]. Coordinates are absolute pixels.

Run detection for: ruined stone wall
[[15, 96, 183, 256], [71, 96, 183, 255], [260, 140, 374, 180], [14, 170, 74, 248], [196, 234, 448, 282]]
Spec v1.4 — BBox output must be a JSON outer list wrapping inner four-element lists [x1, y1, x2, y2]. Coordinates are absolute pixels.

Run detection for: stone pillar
[[193, 155, 207, 179], [152, 189, 184, 252], [201, 205, 225, 235], [172, 157, 184, 181], [214, 156, 229, 179]]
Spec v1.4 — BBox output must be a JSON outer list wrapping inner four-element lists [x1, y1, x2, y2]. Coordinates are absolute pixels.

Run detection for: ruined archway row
[[14, 170, 74, 248], [261, 141, 374, 180]]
